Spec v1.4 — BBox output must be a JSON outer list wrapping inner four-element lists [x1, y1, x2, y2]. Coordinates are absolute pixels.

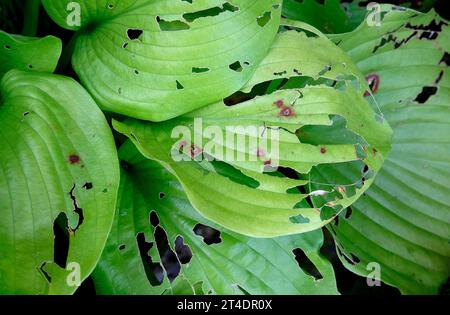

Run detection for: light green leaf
[[317, 8, 450, 294], [113, 29, 392, 238], [41, 0, 282, 121], [0, 70, 119, 294], [92, 141, 338, 295], [0, 31, 62, 78]]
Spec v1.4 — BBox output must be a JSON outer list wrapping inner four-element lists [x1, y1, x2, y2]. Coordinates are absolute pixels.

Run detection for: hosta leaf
[[0, 31, 62, 78], [92, 141, 338, 295], [0, 70, 119, 294], [281, 1, 439, 35], [41, 0, 282, 121], [316, 8, 450, 294], [282, 0, 359, 33], [113, 28, 392, 237]]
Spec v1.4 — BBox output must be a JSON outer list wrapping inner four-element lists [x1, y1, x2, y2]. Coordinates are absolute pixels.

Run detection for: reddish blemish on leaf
[[264, 159, 272, 166], [274, 100, 296, 117], [179, 140, 187, 149], [273, 100, 284, 108], [320, 147, 327, 154], [364, 74, 380, 96], [68, 154, 80, 164], [190, 144, 203, 158], [256, 148, 266, 157], [279, 106, 295, 117]]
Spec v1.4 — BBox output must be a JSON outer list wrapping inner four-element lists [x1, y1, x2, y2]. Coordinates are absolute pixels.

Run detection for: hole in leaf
[[337, 246, 357, 265], [39, 262, 52, 283], [69, 185, 84, 231], [344, 207, 353, 219], [210, 160, 259, 189], [118, 244, 126, 251], [440, 52, 450, 66], [350, 253, 360, 264], [126, 28, 143, 40], [333, 215, 339, 226], [136, 233, 164, 286], [274, 70, 287, 76], [53, 212, 70, 268], [318, 65, 331, 76], [236, 284, 251, 295], [289, 214, 310, 224], [192, 67, 209, 73], [229, 61, 244, 72], [150, 210, 160, 227], [257, 11, 272, 27], [156, 17, 190, 31], [293, 248, 323, 280], [174, 236, 193, 264], [176, 80, 184, 89], [414, 86, 437, 103], [223, 81, 270, 105], [364, 74, 380, 96], [183, 3, 239, 22], [154, 226, 181, 283], [193, 224, 222, 245], [82, 182, 93, 190], [159, 192, 165, 199]]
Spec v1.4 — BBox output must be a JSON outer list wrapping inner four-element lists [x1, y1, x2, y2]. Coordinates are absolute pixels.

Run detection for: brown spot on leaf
[[256, 148, 266, 158], [279, 106, 296, 117], [190, 144, 203, 158], [273, 100, 284, 108], [364, 74, 380, 96], [68, 154, 80, 164]]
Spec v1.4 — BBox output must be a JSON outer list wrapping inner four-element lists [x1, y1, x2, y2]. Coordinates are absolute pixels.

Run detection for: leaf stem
[[22, 0, 41, 36]]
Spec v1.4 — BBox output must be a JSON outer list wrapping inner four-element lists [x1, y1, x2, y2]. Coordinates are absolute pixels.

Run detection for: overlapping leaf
[[92, 141, 338, 295], [0, 70, 119, 294], [282, 0, 361, 33], [0, 31, 61, 78], [312, 8, 450, 294], [42, 0, 282, 121], [113, 27, 392, 238]]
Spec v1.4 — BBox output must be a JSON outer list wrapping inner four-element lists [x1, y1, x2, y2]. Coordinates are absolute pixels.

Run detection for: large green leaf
[[282, 0, 360, 33], [113, 28, 392, 238], [0, 31, 62, 78], [315, 8, 450, 294], [41, 0, 282, 121], [281, 1, 439, 35], [0, 70, 119, 294], [93, 141, 338, 295]]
